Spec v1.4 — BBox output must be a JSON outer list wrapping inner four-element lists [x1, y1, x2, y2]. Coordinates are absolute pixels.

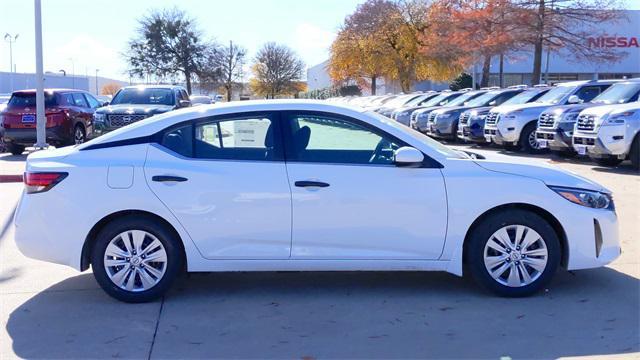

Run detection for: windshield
[[111, 88, 175, 106], [367, 111, 466, 159], [406, 94, 436, 107], [385, 95, 419, 108], [534, 86, 575, 104], [446, 92, 485, 107], [502, 90, 544, 105], [591, 83, 640, 104], [465, 91, 501, 107]]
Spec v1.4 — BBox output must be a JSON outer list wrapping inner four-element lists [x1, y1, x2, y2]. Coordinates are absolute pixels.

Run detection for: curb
[[0, 175, 23, 183]]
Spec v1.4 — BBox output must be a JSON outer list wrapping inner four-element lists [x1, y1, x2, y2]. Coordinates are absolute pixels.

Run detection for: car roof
[[555, 80, 620, 87], [78, 100, 368, 149], [120, 84, 186, 90], [11, 88, 88, 95]]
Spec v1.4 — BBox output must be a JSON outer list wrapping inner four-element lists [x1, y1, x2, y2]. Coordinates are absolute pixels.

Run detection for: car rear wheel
[[72, 125, 86, 145], [7, 143, 25, 156], [91, 217, 183, 303], [467, 209, 560, 297]]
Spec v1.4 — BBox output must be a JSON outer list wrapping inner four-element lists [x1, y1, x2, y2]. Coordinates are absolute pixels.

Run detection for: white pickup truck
[[572, 102, 640, 169]]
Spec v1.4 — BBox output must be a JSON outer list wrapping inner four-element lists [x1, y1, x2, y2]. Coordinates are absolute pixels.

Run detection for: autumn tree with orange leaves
[[441, 0, 528, 87], [329, 0, 463, 94]]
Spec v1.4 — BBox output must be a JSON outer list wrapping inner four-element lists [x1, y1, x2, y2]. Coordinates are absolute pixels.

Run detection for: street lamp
[[95, 69, 99, 95], [4, 33, 18, 72]]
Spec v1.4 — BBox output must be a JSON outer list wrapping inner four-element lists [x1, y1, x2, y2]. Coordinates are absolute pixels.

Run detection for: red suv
[[1, 89, 103, 155]]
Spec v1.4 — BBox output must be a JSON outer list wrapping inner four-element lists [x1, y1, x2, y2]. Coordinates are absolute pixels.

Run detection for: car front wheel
[[91, 217, 183, 303], [467, 209, 560, 297]]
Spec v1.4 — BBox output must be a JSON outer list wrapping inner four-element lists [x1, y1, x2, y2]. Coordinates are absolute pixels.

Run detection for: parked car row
[[330, 80, 640, 170], [0, 85, 193, 155]]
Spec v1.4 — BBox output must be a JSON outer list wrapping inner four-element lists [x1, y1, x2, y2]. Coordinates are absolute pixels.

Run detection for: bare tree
[[513, 0, 626, 84], [250, 42, 305, 99], [216, 41, 247, 101]]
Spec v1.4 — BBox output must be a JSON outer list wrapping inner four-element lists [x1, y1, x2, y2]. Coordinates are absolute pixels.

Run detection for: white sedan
[[14, 100, 620, 302]]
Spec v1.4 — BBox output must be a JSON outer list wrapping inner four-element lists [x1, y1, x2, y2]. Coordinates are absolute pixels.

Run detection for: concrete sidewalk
[[1, 147, 638, 359]]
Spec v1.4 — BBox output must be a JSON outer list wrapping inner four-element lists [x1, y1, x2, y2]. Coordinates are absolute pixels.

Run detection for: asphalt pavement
[[0, 147, 638, 359]]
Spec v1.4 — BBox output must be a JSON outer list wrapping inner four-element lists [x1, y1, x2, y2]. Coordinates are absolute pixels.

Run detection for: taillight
[[23, 172, 68, 194]]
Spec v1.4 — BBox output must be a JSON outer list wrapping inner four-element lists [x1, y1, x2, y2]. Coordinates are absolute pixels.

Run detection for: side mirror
[[567, 95, 582, 104], [101, 101, 109, 107], [488, 100, 496, 106], [394, 146, 424, 167], [179, 100, 191, 108]]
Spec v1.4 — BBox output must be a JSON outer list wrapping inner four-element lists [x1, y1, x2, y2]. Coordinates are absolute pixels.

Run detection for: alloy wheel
[[74, 127, 85, 144], [103, 230, 168, 292], [528, 130, 539, 150], [483, 225, 548, 287]]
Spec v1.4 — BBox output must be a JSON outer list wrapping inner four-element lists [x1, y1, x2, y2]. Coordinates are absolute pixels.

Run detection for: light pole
[[3, 33, 18, 72], [68, 57, 75, 88], [4, 33, 18, 92], [34, 0, 47, 149], [95, 69, 99, 95]]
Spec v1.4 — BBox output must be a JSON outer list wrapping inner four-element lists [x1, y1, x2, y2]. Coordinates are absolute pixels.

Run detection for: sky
[[1, 0, 639, 82], [0, 0, 366, 81]]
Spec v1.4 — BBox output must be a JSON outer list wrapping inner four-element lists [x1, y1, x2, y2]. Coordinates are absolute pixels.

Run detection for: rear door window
[[71, 93, 89, 108]]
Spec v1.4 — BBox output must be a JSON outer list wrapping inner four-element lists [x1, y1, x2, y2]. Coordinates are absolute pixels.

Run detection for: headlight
[[94, 113, 106, 123], [438, 113, 453, 120], [603, 111, 634, 125], [549, 186, 614, 210], [504, 110, 522, 119]]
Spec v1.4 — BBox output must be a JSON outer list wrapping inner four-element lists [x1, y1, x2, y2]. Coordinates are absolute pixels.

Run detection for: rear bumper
[[3, 126, 69, 146]]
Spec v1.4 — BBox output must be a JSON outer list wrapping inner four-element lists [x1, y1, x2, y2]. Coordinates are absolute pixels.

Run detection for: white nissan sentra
[[14, 100, 620, 302]]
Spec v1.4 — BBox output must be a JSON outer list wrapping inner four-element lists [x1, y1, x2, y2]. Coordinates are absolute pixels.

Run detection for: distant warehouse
[[308, 10, 640, 94]]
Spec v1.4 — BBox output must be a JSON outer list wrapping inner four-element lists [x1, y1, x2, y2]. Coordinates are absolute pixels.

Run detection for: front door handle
[[152, 175, 188, 183], [295, 180, 330, 188]]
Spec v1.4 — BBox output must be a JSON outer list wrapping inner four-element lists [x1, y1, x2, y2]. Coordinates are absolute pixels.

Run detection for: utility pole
[[95, 69, 100, 95], [34, 0, 47, 149]]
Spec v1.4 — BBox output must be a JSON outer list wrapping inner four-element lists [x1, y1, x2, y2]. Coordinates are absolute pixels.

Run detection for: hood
[[465, 106, 492, 115], [414, 106, 441, 114], [580, 102, 639, 118], [474, 156, 608, 193], [543, 103, 595, 115], [492, 102, 551, 114], [434, 106, 465, 115], [96, 104, 175, 115]]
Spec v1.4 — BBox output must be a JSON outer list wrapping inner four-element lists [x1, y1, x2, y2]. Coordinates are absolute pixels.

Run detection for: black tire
[[630, 135, 639, 171], [520, 122, 545, 154], [70, 124, 86, 145], [594, 157, 623, 167], [467, 209, 561, 297], [8, 143, 25, 156], [91, 216, 184, 303]]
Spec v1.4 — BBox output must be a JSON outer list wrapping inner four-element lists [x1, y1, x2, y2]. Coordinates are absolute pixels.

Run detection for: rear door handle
[[152, 175, 188, 183], [295, 180, 330, 188]]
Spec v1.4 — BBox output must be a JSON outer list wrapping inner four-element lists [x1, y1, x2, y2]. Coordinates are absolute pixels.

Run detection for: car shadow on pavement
[[0, 154, 27, 162], [6, 268, 639, 359]]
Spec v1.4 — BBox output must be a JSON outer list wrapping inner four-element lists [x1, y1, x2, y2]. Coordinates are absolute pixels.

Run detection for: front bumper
[[536, 125, 574, 151], [395, 113, 412, 126], [484, 117, 521, 146], [458, 121, 487, 143], [426, 116, 457, 139], [573, 126, 629, 159]]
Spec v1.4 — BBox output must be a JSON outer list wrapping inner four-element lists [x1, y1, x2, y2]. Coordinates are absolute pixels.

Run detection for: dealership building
[[308, 10, 640, 94], [0, 71, 128, 95]]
